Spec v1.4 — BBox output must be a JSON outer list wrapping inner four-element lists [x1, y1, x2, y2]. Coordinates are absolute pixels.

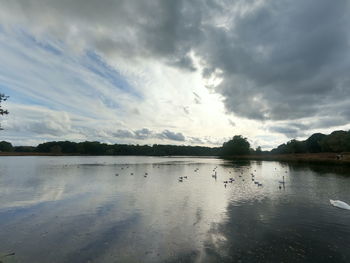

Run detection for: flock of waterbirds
[[113, 163, 350, 210], [114, 163, 289, 190]]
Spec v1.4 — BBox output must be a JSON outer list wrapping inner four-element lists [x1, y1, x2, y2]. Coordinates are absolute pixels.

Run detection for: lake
[[0, 156, 350, 262]]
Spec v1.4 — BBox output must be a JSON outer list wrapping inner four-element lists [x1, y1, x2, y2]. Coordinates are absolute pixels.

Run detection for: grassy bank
[[224, 152, 350, 165]]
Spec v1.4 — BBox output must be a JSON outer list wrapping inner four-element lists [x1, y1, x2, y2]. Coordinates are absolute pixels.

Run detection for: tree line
[[1, 130, 349, 156], [271, 130, 350, 154], [1, 131, 350, 156], [0, 140, 221, 156]]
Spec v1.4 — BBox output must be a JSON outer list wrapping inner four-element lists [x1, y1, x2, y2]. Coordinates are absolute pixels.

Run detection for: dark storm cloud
[[0, 0, 202, 70], [2, 0, 350, 131], [199, 0, 350, 123]]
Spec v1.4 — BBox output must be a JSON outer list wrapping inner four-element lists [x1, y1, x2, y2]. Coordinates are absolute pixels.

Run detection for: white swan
[[330, 200, 350, 210]]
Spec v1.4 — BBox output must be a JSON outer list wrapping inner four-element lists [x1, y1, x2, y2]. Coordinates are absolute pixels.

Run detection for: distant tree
[[285, 139, 307, 153], [0, 94, 9, 130], [0, 141, 13, 152], [13, 146, 36, 152], [50, 145, 62, 154], [320, 130, 350, 153], [222, 135, 250, 156], [255, 146, 262, 155], [305, 133, 326, 153], [271, 143, 287, 154]]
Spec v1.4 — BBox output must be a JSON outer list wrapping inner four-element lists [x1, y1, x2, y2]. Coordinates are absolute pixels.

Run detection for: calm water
[[0, 156, 350, 263]]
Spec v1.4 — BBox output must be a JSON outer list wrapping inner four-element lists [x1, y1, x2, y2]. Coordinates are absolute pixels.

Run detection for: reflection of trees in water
[[287, 163, 350, 177], [202, 200, 349, 262], [224, 160, 252, 168]]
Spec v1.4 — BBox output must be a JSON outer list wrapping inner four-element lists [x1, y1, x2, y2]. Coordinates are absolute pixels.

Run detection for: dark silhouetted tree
[[255, 146, 262, 155], [0, 141, 13, 152], [222, 135, 250, 156], [320, 130, 350, 153], [305, 133, 326, 153]]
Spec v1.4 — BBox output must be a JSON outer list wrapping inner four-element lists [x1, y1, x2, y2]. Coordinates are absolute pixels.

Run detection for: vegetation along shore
[[1, 130, 350, 165]]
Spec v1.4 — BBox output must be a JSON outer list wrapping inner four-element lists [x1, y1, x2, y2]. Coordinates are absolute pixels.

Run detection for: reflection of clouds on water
[[0, 157, 350, 262], [203, 199, 350, 262]]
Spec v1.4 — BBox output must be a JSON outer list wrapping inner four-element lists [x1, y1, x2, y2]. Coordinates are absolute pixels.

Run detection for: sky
[[0, 0, 349, 149]]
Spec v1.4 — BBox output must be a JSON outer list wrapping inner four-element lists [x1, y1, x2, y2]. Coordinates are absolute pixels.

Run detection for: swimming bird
[[330, 200, 350, 210], [115, 173, 119, 176]]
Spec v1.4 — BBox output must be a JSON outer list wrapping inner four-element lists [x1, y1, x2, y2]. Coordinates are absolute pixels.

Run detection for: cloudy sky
[[0, 0, 349, 149]]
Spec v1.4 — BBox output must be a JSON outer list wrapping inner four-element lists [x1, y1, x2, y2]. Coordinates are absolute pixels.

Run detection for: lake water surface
[[0, 156, 350, 262]]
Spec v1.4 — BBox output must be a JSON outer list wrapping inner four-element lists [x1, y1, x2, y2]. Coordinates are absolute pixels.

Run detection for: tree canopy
[[221, 135, 250, 156], [271, 130, 350, 154]]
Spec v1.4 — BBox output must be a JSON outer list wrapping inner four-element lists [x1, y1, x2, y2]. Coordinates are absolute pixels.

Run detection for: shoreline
[[1, 152, 350, 165], [0, 152, 219, 158], [224, 153, 350, 165]]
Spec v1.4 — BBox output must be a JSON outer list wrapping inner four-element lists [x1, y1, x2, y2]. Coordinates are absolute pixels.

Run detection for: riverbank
[[0, 152, 82, 156], [1, 152, 350, 165], [225, 152, 350, 165]]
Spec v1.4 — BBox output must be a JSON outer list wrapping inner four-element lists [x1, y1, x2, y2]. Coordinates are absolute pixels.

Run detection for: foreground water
[[0, 156, 350, 263]]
